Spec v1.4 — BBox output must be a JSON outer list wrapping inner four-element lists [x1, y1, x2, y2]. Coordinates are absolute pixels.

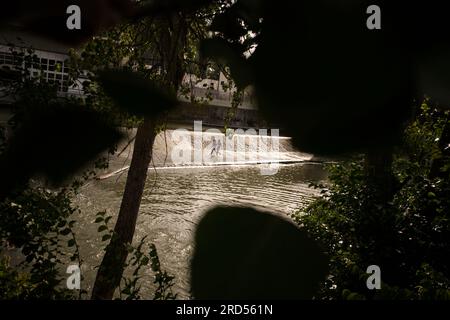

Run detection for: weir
[[105, 128, 313, 176]]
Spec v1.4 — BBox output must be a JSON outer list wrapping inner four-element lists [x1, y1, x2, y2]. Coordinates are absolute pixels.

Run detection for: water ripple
[[74, 162, 327, 298]]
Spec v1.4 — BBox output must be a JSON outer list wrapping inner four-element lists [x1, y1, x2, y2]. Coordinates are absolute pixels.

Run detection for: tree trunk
[[91, 13, 187, 300], [91, 117, 155, 299]]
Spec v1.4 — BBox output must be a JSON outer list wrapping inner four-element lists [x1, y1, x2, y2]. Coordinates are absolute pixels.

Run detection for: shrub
[[293, 101, 450, 300]]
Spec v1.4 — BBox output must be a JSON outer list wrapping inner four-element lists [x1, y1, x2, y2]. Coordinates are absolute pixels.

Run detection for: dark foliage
[[202, 0, 450, 154], [98, 69, 178, 117], [293, 103, 450, 299], [191, 206, 328, 299]]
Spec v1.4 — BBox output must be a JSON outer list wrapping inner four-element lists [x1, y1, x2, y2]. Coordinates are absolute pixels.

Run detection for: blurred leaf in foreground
[[0, 0, 214, 46], [0, 104, 123, 197], [98, 69, 178, 117], [191, 206, 329, 299]]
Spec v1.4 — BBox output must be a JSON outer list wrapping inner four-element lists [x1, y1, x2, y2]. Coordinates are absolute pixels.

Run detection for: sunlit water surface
[[73, 161, 328, 299]]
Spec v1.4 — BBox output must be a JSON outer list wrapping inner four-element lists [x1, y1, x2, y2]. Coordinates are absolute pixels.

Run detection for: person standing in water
[[211, 136, 220, 157]]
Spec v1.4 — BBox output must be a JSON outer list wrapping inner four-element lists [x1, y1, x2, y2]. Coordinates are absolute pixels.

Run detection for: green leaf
[[98, 225, 108, 232], [102, 234, 111, 242], [141, 256, 149, 266], [57, 220, 67, 228], [60, 228, 71, 236], [95, 217, 104, 223], [68, 239, 76, 247]]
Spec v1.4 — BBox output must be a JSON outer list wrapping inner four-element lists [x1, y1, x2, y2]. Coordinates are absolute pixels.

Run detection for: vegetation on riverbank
[[0, 171, 177, 300], [0, 46, 177, 300], [293, 101, 450, 300]]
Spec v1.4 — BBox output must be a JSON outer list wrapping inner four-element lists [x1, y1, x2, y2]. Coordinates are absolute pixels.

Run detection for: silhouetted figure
[[210, 136, 220, 156]]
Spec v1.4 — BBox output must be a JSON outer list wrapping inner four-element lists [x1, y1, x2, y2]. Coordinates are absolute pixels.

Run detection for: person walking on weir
[[210, 136, 220, 157]]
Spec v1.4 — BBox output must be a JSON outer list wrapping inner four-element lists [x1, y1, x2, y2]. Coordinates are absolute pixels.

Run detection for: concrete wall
[[166, 102, 278, 131]]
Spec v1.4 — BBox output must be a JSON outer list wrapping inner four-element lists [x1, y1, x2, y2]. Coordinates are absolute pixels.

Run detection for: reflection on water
[[74, 162, 328, 299]]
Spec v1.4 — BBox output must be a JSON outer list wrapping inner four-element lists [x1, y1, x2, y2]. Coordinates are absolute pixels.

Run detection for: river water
[[72, 130, 330, 299]]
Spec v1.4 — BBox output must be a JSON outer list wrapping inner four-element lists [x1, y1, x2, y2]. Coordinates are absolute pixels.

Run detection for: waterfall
[[149, 129, 313, 168], [100, 128, 313, 180]]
